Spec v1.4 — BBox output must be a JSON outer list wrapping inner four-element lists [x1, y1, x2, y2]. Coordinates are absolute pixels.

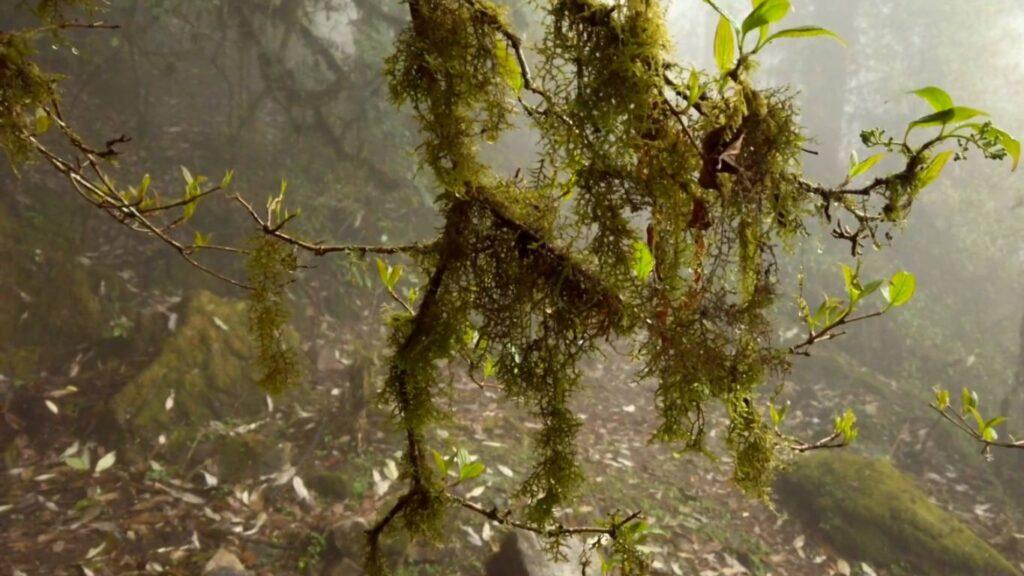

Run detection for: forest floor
[[2, 332, 1022, 576]]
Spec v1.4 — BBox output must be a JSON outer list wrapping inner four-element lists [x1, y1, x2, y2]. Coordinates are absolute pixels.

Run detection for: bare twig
[[931, 405, 1024, 453], [233, 194, 436, 257], [452, 495, 643, 539]]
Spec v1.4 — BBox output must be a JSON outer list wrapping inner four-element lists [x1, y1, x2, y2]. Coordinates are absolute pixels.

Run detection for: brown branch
[[138, 185, 224, 213], [931, 405, 1024, 452], [786, 430, 849, 453], [232, 193, 436, 257], [23, 21, 120, 35], [790, 310, 885, 356], [453, 495, 643, 538], [27, 125, 250, 289]]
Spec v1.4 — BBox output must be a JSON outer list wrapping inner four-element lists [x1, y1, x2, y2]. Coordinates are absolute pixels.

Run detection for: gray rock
[[203, 548, 248, 576], [485, 532, 600, 576]]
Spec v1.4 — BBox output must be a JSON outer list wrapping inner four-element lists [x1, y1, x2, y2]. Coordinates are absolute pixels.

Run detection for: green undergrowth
[[776, 452, 1020, 576]]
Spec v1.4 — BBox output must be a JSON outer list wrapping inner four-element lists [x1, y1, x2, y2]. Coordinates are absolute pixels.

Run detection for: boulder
[[776, 452, 1020, 576], [203, 548, 248, 576], [485, 532, 600, 576], [112, 290, 262, 446], [0, 202, 106, 380]]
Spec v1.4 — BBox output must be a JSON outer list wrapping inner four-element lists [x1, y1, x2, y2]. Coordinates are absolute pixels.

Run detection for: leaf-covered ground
[[2, 317, 1022, 575]]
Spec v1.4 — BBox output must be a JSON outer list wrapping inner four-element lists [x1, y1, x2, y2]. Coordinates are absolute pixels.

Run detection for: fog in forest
[[1, 1, 1023, 575]]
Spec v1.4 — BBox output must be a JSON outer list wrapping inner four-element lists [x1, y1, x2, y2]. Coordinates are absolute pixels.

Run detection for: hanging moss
[[247, 235, 302, 394], [0, 31, 55, 166]]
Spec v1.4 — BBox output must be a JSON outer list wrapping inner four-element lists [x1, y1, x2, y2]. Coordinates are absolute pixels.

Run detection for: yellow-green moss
[[0, 203, 105, 378], [776, 452, 1019, 576], [111, 291, 263, 446]]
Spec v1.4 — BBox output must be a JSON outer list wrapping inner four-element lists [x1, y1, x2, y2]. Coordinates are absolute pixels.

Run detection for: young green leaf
[[841, 264, 858, 300], [882, 271, 916, 308], [631, 240, 655, 282], [494, 39, 523, 94], [908, 106, 988, 133], [935, 389, 950, 410], [713, 15, 737, 73], [985, 416, 1007, 430], [459, 461, 486, 481], [909, 86, 954, 112], [221, 169, 234, 188], [388, 265, 403, 289], [687, 70, 703, 106], [999, 131, 1021, 172], [482, 355, 496, 378], [917, 150, 954, 189], [180, 165, 194, 185], [34, 108, 51, 134], [376, 259, 395, 289], [761, 26, 846, 49], [432, 449, 449, 476], [847, 153, 885, 179], [741, 0, 790, 35], [768, 402, 788, 427], [183, 199, 198, 222], [961, 387, 979, 413], [833, 409, 859, 443]]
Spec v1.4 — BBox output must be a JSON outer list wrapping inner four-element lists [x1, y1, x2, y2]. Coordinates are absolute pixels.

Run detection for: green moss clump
[[776, 452, 1020, 576], [0, 203, 106, 379], [307, 471, 354, 501], [111, 291, 264, 447]]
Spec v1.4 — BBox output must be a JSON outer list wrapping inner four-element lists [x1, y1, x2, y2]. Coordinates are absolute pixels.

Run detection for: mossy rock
[[306, 471, 354, 501], [112, 291, 266, 449], [776, 452, 1019, 576], [209, 433, 292, 483], [0, 202, 106, 378]]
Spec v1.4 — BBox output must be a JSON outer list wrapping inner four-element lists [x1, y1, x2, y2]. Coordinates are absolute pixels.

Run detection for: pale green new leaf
[[909, 86, 953, 112], [741, 0, 790, 35], [917, 150, 954, 189], [847, 152, 884, 179], [762, 26, 846, 49], [714, 16, 736, 73], [376, 259, 394, 289], [908, 106, 988, 132], [631, 240, 655, 282], [961, 387, 979, 412], [432, 449, 448, 476], [687, 70, 702, 106], [35, 108, 51, 134], [1000, 131, 1021, 172], [494, 39, 523, 94], [882, 271, 916, 308], [460, 461, 485, 481]]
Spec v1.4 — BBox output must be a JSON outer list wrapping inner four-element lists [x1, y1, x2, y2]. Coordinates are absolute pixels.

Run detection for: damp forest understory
[[1, 1, 1024, 575]]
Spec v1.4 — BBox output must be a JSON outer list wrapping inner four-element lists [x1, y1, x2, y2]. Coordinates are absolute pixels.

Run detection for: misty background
[[1, 1, 1022, 575]]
